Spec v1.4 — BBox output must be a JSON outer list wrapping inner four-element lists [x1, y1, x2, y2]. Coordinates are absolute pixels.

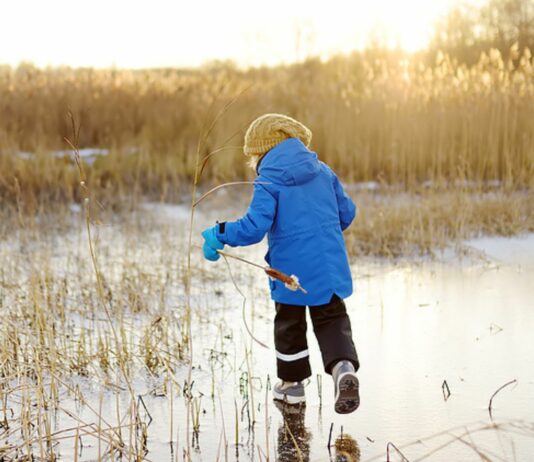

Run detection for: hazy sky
[[0, 0, 466, 68]]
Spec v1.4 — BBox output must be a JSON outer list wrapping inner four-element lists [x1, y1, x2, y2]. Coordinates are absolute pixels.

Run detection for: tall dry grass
[[1, 48, 533, 210], [345, 187, 534, 257]]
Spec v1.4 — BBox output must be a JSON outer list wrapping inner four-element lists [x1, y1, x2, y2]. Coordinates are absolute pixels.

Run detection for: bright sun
[[0, 0, 463, 68]]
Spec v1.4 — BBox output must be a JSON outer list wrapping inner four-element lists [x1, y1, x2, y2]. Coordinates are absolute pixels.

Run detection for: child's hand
[[201, 226, 224, 261]]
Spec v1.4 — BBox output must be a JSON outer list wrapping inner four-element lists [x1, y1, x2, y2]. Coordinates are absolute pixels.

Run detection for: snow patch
[[15, 151, 34, 160], [51, 148, 109, 165], [141, 202, 191, 221], [14, 148, 110, 165], [69, 203, 82, 213], [347, 181, 381, 192], [463, 233, 534, 268]]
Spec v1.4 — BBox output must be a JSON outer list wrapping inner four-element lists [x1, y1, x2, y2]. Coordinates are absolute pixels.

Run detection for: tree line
[[429, 0, 534, 64]]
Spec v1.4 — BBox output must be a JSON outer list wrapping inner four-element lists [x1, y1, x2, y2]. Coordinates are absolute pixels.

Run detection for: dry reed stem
[[217, 249, 307, 293], [192, 181, 261, 207], [284, 420, 304, 462], [488, 379, 517, 420], [64, 119, 146, 456], [442, 380, 451, 401], [413, 421, 533, 461], [222, 254, 269, 349], [449, 432, 503, 462], [184, 83, 250, 460], [387, 441, 410, 461]]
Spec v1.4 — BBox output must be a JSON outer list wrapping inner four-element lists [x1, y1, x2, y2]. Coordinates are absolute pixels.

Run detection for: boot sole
[[334, 372, 360, 414], [272, 389, 306, 405]]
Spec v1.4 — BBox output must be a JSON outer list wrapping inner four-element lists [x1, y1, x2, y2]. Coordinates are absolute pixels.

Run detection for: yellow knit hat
[[243, 113, 312, 158]]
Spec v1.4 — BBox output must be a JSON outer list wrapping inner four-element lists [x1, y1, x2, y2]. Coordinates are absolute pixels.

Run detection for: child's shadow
[[274, 401, 360, 462]]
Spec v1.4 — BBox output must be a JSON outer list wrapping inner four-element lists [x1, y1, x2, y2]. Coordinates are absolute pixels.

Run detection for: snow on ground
[[346, 181, 381, 192], [463, 233, 534, 268], [14, 151, 34, 160], [51, 148, 109, 165], [15, 148, 110, 165], [141, 201, 191, 221]]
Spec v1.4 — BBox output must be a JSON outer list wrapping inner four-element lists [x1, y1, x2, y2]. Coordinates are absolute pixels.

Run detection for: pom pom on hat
[[244, 113, 312, 158]]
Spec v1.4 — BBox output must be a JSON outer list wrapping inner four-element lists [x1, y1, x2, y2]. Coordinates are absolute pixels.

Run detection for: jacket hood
[[257, 138, 320, 186]]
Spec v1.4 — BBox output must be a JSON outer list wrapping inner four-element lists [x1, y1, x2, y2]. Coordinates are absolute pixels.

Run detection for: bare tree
[[481, 0, 534, 52], [429, 0, 534, 64]]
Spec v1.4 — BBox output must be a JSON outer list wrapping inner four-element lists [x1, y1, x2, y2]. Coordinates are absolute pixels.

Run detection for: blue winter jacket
[[216, 137, 356, 306]]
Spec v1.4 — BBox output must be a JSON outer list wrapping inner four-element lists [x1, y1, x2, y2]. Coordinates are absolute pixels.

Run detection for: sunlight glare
[[0, 0, 462, 68]]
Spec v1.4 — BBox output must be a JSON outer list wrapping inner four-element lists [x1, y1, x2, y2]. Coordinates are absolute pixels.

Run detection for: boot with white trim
[[332, 360, 360, 414], [272, 380, 306, 405]]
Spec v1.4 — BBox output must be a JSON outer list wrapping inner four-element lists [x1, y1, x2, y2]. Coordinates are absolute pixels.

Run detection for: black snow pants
[[274, 293, 359, 382]]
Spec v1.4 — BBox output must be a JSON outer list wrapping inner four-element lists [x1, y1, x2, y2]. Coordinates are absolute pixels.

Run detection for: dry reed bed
[[1, 182, 533, 259], [1, 211, 533, 460], [346, 187, 534, 257], [1, 48, 533, 208], [0, 217, 246, 460]]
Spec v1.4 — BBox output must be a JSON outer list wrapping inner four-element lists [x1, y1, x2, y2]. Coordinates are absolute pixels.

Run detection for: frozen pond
[[0, 204, 533, 461]]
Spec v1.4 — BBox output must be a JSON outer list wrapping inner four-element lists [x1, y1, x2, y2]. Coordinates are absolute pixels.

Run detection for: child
[[202, 113, 360, 414]]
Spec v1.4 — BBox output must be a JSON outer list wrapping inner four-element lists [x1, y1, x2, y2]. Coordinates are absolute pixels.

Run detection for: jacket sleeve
[[216, 183, 276, 247], [331, 171, 356, 231]]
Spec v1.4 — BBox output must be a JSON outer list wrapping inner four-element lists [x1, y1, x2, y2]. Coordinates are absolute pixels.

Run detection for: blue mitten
[[201, 226, 224, 261]]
